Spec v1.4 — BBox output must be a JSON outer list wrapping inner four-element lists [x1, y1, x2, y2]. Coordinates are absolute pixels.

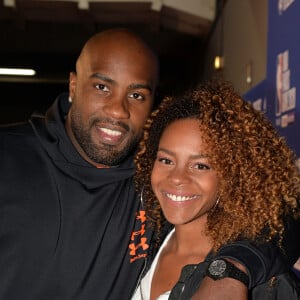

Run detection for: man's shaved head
[[66, 28, 159, 167], [76, 28, 159, 83]]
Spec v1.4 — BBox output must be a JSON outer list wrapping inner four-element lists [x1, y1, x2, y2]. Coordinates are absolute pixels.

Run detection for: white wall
[[203, 0, 268, 94], [36, 0, 216, 20], [163, 0, 216, 20]]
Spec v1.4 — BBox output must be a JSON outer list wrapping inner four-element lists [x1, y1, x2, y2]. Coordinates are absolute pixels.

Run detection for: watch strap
[[226, 260, 249, 286]]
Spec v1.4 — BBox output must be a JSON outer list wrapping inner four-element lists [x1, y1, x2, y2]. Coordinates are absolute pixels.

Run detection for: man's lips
[[96, 125, 125, 145], [100, 127, 122, 137]]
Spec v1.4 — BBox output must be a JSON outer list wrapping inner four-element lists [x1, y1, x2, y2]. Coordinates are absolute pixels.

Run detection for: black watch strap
[[206, 259, 249, 287]]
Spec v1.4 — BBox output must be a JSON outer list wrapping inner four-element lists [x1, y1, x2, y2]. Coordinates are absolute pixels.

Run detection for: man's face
[[67, 39, 158, 166]]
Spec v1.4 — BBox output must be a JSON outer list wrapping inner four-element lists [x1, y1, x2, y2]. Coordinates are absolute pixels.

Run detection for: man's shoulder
[[0, 121, 33, 135], [0, 121, 37, 147]]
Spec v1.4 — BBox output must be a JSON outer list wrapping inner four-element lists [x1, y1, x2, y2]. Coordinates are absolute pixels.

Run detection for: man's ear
[[69, 71, 77, 100]]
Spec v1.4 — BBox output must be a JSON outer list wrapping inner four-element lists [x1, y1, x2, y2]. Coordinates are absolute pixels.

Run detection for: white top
[[131, 229, 175, 300]]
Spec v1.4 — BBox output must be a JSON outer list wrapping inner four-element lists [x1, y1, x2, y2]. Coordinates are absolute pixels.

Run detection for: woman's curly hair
[[134, 79, 300, 251]]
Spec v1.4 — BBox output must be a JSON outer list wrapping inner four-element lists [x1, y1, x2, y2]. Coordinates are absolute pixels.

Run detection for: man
[[0, 28, 158, 300], [0, 28, 297, 300]]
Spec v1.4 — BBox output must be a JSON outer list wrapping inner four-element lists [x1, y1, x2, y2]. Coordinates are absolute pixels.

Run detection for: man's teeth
[[101, 128, 122, 136], [166, 193, 197, 202]]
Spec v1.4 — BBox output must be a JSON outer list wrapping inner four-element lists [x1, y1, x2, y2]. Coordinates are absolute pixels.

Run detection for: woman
[[132, 80, 300, 299]]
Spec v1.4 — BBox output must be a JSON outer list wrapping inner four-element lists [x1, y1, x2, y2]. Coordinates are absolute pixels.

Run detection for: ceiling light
[[0, 68, 36, 76]]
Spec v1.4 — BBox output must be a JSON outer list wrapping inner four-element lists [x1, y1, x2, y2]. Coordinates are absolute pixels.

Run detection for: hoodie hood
[[29, 93, 135, 190]]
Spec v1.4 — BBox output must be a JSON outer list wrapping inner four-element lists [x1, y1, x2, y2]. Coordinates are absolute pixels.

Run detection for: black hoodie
[[0, 94, 150, 300]]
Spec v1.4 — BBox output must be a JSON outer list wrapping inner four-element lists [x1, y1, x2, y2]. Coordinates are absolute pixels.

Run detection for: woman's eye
[[194, 163, 210, 170], [95, 84, 109, 92], [157, 157, 172, 165]]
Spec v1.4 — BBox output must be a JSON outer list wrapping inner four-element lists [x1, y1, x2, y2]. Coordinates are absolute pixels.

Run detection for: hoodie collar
[[30, 93, 136, 190]]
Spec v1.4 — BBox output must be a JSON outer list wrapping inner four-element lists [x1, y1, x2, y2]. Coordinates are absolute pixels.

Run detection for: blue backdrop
[[244, 0, 300, 172]]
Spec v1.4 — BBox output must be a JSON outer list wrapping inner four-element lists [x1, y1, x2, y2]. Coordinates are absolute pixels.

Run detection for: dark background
[[0, 1, 223, 124]]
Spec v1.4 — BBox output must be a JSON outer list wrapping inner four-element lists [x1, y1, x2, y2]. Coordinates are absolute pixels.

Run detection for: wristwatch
[[206, 259, 249, 287]]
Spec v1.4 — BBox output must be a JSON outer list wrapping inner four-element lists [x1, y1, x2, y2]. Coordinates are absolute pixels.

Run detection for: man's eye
[[95, 84, 109, 92], [129, 92, 144, 101]]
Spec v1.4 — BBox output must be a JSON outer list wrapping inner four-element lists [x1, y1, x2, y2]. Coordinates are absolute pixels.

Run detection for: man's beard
[[70, 112, 140, 166]]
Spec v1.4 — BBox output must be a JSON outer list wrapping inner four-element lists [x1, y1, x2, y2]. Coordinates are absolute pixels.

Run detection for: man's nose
[[102, 96, 130, 119]]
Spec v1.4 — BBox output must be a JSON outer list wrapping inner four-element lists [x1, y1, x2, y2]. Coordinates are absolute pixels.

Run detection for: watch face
[[208, 259, 227, 276]]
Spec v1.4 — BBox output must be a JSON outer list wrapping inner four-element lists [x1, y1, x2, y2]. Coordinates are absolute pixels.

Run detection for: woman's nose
[[168, 166, 190, 186]]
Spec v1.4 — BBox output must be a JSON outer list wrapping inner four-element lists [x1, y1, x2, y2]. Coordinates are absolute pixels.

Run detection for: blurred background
[[0, 0, 267, 124]]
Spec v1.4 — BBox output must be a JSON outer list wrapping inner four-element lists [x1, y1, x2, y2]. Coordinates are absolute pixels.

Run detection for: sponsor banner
[[245, 1, 300, 171], [266, 0, 299, 158]]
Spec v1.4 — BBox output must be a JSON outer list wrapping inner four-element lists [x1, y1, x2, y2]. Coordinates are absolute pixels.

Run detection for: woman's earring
[[140, 186, 145, 206], [68, 96, 72, 103], [211, 196, 220, 212]]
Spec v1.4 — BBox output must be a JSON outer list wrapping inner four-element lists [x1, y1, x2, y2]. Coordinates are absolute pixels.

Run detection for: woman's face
[[151, 118, 220, 226]]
